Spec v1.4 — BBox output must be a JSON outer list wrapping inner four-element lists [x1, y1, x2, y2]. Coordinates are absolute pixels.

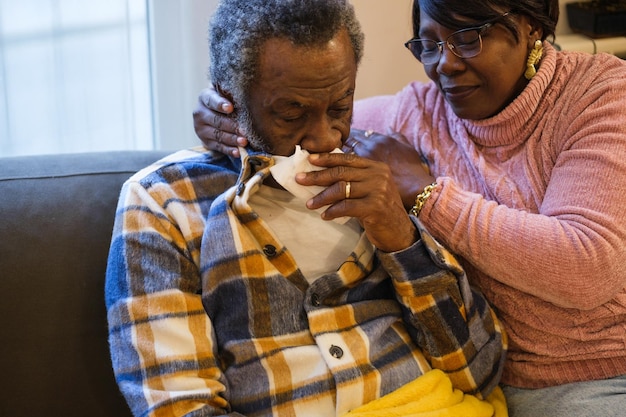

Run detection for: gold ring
[[364, 129, 374, 138], [345, 181, 351, 199]]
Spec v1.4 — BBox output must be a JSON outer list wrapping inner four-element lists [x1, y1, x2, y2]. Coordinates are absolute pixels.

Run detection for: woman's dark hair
[[412, 0, 559, 43]]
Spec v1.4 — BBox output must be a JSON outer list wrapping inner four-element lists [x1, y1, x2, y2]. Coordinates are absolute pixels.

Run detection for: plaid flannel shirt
[[105, 147, 506, 417]]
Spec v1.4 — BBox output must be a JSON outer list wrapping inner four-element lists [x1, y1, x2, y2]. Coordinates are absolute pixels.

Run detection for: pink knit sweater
[[352, 43, 626, 388]]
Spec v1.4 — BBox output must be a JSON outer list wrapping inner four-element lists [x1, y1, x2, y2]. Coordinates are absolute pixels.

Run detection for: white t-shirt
[[249, 185, 361, 283]]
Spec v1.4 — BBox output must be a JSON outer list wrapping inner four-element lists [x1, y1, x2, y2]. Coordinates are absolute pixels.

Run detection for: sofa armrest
[[0, 151, 170, 417]]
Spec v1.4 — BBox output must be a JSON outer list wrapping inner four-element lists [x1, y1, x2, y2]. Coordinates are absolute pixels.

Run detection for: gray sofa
[[0, 150, 170, 417]]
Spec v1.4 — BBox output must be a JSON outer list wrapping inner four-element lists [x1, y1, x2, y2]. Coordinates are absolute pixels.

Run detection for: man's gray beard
[[237, 107, 273, 154]]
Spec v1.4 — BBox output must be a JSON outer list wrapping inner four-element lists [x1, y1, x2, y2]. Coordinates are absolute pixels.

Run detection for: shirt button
[[329, 345, 344, 359], [263, 244, 277, 257], [311, 293, 321, 306]]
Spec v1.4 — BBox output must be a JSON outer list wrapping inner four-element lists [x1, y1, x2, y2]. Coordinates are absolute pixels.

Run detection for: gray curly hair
[[208, 0, 364, 137]]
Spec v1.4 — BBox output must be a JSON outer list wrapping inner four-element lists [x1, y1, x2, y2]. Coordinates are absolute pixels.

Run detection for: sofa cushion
[[0, 151, 169, 417]]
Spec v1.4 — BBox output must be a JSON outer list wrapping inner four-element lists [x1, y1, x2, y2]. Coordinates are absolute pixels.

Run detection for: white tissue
[[269, 145, 349, 223]]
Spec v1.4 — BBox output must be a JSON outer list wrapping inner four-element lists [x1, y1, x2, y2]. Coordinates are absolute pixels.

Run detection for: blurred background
[[0, 0, 624, 157]]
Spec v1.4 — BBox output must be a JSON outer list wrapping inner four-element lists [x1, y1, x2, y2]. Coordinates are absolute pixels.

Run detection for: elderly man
[[105, 0, 505, 416]]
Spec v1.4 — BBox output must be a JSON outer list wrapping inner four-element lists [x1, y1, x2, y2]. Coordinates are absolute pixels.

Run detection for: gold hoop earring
[[524, 40, 543, 80]]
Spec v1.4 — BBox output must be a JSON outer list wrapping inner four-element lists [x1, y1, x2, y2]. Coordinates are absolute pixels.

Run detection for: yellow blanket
[[342, 369, 508, 417]]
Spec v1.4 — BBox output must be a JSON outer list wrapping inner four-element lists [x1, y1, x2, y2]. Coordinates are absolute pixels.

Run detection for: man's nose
[[301, 117, 343, 153]]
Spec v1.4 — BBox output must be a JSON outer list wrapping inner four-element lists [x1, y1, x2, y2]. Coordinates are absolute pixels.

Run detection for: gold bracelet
[[410, 182, 437, 217]]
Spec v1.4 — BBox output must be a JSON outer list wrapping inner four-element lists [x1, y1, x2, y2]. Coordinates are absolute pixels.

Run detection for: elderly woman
[[194, 0, 626, 416]]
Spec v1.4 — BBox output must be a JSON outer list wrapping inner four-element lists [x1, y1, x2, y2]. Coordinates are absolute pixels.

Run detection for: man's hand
[[296, 152, 418, 253]]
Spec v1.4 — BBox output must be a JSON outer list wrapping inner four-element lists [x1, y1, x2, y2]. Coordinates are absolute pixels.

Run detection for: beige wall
[[352, 0, 429, 100]]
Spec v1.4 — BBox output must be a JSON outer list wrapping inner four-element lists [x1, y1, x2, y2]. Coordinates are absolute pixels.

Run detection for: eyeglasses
[[404, 13, 509, 65]]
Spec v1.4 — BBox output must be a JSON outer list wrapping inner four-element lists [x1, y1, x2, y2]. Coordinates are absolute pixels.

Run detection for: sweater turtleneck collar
[[455, 41, 557, 148]]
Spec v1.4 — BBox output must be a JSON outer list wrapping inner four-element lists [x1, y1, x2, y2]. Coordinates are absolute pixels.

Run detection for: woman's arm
[[418, 70, 626, 310]]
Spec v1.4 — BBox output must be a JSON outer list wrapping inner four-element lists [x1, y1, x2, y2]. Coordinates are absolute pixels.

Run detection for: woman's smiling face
[[420, 11, 538, 120]]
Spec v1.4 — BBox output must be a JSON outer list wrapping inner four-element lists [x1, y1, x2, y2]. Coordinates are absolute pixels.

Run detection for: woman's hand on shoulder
[[193, 86, 248, 157]]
